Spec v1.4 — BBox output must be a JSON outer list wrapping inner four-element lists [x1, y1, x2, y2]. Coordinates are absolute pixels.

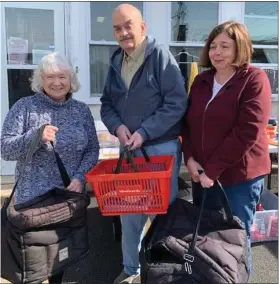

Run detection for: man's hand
[[199, 173, 214, 188], [187, 157, 204, 182], [42, 125, 59, 143], [126, 131, 144, 150], [67, 178, 83, 192], [115, 125, 131, 146]]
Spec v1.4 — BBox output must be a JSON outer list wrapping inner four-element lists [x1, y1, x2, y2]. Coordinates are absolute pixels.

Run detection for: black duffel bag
[[140, 180, 249, 284], [1, 125, 90, 283]]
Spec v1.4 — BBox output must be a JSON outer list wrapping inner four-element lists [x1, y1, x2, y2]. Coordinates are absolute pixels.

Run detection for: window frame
[[0, 2, 66, 175], [167, 1, 220, 97], [244, 1, 278, 100], [244, 6, 278, 47], [168, 1, 221, 47], [71, 2, 278, 105], [168, 1, 278, 101], [2, 2, 65, 69]]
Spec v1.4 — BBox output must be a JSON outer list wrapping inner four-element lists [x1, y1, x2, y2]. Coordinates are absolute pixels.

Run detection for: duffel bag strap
[[184, 171, 234, 273], [2, 124, 47, 212], [50, 141, 71, 187], [3, 125, 72, 211]]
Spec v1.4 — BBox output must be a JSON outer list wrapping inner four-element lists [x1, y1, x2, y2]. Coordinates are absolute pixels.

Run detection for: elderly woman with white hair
[[1, 52, 99, 283]]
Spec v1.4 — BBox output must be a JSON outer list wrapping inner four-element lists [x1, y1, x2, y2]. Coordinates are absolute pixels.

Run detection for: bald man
[[100, 4, 188, 283]]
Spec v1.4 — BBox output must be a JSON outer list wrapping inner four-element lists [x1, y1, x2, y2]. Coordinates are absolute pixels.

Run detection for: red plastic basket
[[85, 155, 174, 215]]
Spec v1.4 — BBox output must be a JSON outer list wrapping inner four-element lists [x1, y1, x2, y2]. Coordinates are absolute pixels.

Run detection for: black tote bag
[[1, 125, 90, 283], [140, 179, 249, 284]]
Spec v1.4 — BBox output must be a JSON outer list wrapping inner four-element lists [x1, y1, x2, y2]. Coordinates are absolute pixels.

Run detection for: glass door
[[1, 2, 65, 175]]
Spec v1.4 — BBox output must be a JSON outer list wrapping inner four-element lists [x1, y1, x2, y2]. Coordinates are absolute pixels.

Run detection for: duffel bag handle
[[2, 125, 71, 212], [1, 125, 46, 213], [185, 171, 234, 270], [50, 141, 71, 187], [114, 146, 150, 174]]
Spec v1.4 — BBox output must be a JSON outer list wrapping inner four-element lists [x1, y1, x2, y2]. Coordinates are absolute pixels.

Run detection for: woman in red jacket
[[182, 21, 271, 274]]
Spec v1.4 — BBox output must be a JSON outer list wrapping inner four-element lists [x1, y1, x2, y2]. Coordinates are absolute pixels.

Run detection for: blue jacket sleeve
[[100, 68, 123, 136], [137, 46, 188, 141], [72, 105, 100, 184], [1, 98, 43, 161]]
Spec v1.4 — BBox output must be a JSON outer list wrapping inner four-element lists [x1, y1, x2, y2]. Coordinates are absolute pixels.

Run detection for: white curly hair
[[30, 52, 80, 93]]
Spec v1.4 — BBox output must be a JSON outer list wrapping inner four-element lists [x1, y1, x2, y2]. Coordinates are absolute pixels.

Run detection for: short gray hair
[[30, 52, 80, 93]]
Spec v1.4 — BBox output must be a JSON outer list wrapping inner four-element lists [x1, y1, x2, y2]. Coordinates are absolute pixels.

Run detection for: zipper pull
[[184, 253, 194, 274]]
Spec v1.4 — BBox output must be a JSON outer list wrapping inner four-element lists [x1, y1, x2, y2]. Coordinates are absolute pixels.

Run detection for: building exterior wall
[[1, 1, 278, 175]]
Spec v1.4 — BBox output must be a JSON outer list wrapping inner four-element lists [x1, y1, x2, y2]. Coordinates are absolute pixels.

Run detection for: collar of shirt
[[123, 38, 146, 63]]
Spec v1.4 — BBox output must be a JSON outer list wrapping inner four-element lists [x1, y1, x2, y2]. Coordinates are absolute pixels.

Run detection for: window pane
[[89, 45, 118, 95], [171, 2, 218, 42], [262, 68, 278, 94], [252, 48, 278, 63], [90, 2, 143, 41], [7, 69, 35, 109], [170, 47, 278, 94], [245, 2, 278, 45], [5, 8, 54, 65], [245, 2, 277, 17]]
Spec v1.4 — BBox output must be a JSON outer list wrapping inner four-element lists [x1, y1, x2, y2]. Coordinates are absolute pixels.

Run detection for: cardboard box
[[95, 120, 120, 149]]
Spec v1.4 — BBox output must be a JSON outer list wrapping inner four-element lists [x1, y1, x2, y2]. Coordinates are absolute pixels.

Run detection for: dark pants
[[192, 176, 264, 275], [48, 271, 64, 284]]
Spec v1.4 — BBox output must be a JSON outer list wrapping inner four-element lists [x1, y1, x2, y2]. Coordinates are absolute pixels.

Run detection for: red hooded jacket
[[182, 65, 271, 186]]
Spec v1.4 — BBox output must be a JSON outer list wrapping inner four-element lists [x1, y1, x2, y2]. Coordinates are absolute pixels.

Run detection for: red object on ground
[[256, 203, 264, 211]]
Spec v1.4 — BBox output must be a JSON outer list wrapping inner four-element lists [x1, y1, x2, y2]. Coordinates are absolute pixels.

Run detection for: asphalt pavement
[[61, 192, 278, 284]]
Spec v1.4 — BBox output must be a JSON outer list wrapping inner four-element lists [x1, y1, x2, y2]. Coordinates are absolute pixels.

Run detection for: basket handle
[[114, 146, 150, 174]]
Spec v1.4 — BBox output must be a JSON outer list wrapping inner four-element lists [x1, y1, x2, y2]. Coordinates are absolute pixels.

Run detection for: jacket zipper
[[201, 102, 210, 156], [201, 89, 223, 159], [201, 72, 235, 157], [111, 65, 129, 117], [110, 56, 149, 120]]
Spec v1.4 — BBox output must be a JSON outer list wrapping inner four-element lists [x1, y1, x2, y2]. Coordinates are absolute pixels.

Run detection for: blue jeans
[[120, 138, 182, 275], [192, 176, 264, 275]]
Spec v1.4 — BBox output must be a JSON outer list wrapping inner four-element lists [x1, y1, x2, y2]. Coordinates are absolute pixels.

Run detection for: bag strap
[[114, 146, 150, 174], [50, 141, 71, 187], [2, 125, 45, 209], [3, 124, 71, 209], [183, 172, 234, 272]]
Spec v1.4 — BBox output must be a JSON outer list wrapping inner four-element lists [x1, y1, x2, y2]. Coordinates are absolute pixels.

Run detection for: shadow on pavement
[[63, 201, 123, 284], [62, 192, 278, 284], [252, 241, 278, 259]]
